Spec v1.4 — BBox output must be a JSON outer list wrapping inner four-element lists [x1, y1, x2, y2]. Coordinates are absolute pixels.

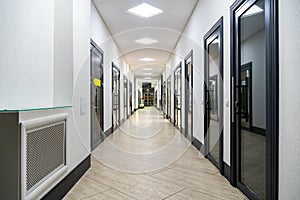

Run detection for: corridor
[[64, 108, 247, 200]]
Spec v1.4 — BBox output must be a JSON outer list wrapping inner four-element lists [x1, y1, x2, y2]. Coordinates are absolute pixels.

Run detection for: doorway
[[90, 39, 104, 151], [184, 50, 193, 141], [124, 76, 128, 120], [167, 75, 171, 120], [174, 62, 182, 130], [112, 63, 120, 131], [230, 0, 278, 199], [204, 17, 224, 173]]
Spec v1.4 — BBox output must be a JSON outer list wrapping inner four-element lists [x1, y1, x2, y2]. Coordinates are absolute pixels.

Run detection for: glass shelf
[[0, 105, 72, 113]]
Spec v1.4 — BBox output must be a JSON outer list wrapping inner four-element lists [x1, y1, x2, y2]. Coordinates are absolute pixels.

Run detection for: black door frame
[[166, 75, 171, 120], [204, 17, 224, 174], [112, 63, 120, 132], [230, 0, 278, 199], [123, 75, 128, 119], [184, 50, 193, 141], [90, 39, 104, 150], [173, 62, 182, 131]]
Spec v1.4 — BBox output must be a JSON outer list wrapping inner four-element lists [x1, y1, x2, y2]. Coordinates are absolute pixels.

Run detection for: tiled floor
[[64, 107, 247, 200]]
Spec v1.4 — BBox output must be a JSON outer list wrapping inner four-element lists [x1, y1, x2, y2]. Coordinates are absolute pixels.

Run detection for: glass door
[[112, 64, 120, 131], [167, 76, 171, 120], [204, 18, 223, 171], [124, 76, 128, 120], [231, 0, 278, 199], [90, 40, 104, 150], [185, 51, 193, 141], [174, 63, 182, 129]]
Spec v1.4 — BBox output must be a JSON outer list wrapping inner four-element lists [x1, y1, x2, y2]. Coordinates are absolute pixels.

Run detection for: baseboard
[[252, 126, 266, 136], [192, 138, 205, 155], [120, 118, 125, 125], [42, 155, 91, 200], [223, 162, 231, 182], [104, 127, 113, 137]]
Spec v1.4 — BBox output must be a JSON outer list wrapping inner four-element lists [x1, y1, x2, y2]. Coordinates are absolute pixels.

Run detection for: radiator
[[21, 113, 68, 200]]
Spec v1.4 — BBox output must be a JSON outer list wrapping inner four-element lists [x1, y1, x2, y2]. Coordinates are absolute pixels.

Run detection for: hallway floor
[[64, 107, 247, 200]]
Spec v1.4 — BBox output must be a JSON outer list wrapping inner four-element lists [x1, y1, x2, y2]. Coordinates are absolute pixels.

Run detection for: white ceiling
[[93, 0, 198, 78]]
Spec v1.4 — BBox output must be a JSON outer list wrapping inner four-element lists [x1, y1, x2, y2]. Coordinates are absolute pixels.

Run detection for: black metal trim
[[192, 138, 205, 155], [104, 127, 113, 137], [224, 162, 231, 181], [230, 0, 279, 199], [203, 17, 224, 175], [184, 50, 193, 142], [42, 155, 91, 200]]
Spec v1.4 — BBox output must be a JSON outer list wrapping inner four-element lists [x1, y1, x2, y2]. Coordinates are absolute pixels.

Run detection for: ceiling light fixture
[[143, 72, 153, 75], [140, 58, 155, 62], [242, 5, 264, 18], [143, 68, 153, 70], [127, 3, 163, 19], [135, 38, 158, 45]]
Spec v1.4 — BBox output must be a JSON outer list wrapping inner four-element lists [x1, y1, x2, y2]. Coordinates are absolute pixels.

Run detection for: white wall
[[90, 2, 129, 132], [279, 0, 300, 199], [53, 0, 73, 106], [167, 0, 235, 165], [0, 0, 54, 110]]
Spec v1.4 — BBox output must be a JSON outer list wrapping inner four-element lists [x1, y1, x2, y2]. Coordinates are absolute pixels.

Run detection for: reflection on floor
[[64, 107, 247, 200]]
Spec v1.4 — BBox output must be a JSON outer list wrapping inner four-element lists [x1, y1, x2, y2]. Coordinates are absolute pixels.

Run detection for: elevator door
[[90, 41, 104, 151]]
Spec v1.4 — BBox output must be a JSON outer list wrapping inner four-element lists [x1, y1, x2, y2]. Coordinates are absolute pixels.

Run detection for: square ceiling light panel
[[140, 58, 155, 62], [127, 3, 163, 19], [135, 38, 158, 45]]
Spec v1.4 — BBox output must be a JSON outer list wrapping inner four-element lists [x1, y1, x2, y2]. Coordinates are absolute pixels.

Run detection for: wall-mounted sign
[[93, 78, 101, 87]]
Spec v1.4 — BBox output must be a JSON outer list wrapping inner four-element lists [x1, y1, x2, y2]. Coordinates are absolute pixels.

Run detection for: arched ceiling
[[93, 0, 198, 79]]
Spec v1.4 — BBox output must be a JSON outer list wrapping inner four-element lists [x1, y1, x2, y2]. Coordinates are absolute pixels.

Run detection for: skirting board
[[104, 127, 113, 137], [42, 155, 91, 200], [224, 162, 230, 182], [192, 138, 205, 155]]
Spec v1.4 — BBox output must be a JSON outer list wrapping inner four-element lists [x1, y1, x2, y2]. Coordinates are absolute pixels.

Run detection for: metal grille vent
[[26, 121, 65, 191]]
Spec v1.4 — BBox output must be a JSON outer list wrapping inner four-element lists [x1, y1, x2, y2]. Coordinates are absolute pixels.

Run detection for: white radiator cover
[[21, 113, 68, 200]]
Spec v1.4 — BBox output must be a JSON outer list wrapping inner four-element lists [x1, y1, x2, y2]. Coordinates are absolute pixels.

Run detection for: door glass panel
[[124, 76, 128, 119], [240, 0, 266, 198], [208, 37, 220, 163], [113, 68, 120, 128], [167, 77, 171, 118], [174, 68, 181, 128], [91, 46, 103, 150]]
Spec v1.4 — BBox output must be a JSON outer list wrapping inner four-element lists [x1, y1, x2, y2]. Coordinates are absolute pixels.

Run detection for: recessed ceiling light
[[144, 77, 152, 80], [140, 58, 155, 62], [242, 5, 263, 18], [127, 3, 163, 19], [135, 38, 158, 45], [143, 72, 153, 75]]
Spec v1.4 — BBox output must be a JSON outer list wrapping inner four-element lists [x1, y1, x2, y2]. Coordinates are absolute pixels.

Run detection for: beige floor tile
[[85, 189, 136, 200], [117, 176, 185, 200], [62, 177, 110, 200], [165, 188, 223, 200], [64, 107, 247, 200]]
